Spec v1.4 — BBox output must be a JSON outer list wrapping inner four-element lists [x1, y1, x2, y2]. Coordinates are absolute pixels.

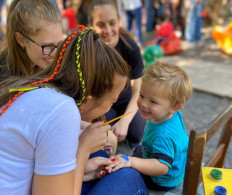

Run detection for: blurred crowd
[[0, 0, 230, 49]]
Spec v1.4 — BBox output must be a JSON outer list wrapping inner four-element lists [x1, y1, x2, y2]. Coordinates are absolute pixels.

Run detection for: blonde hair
[[0, 0, 61, 77], [142, 61, 192, 107]]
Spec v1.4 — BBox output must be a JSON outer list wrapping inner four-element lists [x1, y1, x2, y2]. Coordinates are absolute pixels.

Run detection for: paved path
[[160, 56, 232, 98], [143, 26, 232, 98]]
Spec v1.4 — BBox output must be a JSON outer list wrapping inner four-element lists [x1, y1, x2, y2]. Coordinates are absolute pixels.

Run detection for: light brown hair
[[0, 0, 61, 77]]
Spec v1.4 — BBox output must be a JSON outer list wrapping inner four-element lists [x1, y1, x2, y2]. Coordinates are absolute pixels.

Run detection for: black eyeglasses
[[22, 33, 60, 55]]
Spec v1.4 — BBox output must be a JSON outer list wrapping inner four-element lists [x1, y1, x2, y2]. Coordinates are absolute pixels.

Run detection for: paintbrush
[[102, 112, 132, 126]]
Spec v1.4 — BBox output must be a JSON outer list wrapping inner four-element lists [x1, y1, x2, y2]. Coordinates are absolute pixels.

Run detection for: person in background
[[153, 11, 183, 55], [145, 0, 165, 32], [164, 0, 185, 40], [62, 0, 78, 35], [49, 0, 64, 13], [77, 0, 94, 26], [0, 0, 6, 41], [185, 0, 205, 47], [107, 61, 193, 191], [119, 0, 143, 47], [155, 11, 175, 39], [0, 0, 63, 81], [88, 0, 145, 149], [145, 0, 155, 32]]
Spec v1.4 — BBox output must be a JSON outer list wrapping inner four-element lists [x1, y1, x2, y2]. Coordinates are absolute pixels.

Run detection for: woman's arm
[[112, 78, 141, 141], [32, 171, 75, 195], [75, 122, 111, 194], [74, 146, 90, 195]]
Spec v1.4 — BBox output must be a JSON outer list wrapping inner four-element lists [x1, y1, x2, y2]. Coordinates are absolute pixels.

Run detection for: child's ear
[[170, 104, 182, 114]]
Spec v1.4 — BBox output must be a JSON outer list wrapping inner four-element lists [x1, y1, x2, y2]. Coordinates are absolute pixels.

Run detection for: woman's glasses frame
[[21, 33, 59, 55]]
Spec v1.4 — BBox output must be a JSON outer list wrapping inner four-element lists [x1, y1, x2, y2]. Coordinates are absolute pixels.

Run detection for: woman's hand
[[83, 157, 113, 181], [111, 118, 129, 142], [78, 121, 111, 155], [105, 154, 131, 173]]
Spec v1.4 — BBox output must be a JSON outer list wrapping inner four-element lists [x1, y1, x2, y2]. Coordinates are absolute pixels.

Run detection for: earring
[[22, 46, 26, 50]]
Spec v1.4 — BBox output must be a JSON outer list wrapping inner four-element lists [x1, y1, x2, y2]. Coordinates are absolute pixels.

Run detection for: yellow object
[[102, 112, 132, 126], [201, 167, 232, 194], [212, 22, 232, 56], [9, 87, 39, 92]]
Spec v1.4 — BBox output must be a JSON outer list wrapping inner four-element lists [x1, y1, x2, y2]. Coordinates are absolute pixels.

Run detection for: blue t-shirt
[[142, 111, 189, 187]]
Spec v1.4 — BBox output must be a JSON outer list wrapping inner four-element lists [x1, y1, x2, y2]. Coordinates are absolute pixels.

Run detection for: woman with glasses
[[0, 0, 63, 81]]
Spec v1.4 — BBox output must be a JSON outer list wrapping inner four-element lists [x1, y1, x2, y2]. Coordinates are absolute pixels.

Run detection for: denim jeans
[[126, 6, 143, 44], [185, 3, 203, 42], [145, 0, 155, 31], [87, 168, 149, 195], [82, 150, 149, 195], [145, 0, 164, 32]]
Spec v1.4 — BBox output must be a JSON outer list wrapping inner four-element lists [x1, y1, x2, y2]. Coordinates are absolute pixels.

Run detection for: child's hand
[[112, 120, 129, 141], [105, 154, 132, 172]]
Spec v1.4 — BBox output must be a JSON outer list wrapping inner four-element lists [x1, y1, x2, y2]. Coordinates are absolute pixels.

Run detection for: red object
[[156, 22, 175, 39], [202, 9, 207, 18], [147, 21, 183, 55], [159, 34, 183, 55], [62, 8, 78, 31], [100, 171, 106, 177]]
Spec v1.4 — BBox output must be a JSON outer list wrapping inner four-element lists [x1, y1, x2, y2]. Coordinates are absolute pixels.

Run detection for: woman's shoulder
[[116, 34, 142, 60], [119, 33, 139, 48], [23, 88, 76, 108]]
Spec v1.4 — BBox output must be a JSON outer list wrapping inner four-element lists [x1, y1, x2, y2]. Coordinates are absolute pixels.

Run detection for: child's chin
[[141, 113, 150, 120]]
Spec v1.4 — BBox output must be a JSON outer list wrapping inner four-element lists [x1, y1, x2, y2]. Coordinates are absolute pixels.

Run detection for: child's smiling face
[[137, 80, 175, 123]]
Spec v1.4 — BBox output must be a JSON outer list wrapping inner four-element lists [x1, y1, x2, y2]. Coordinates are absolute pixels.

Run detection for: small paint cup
[[210, 169, 222, 181], [214, 186, 227, 195]]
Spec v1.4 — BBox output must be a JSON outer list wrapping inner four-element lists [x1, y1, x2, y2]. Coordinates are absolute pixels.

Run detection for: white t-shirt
[[0, 88, 80, 194]]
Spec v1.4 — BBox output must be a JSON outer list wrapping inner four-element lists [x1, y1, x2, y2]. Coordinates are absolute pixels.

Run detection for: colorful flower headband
[[0, 25, 97, 116]]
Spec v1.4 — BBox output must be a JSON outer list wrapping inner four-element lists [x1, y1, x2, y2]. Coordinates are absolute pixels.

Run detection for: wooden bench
[[149, 105, 232, 195]]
